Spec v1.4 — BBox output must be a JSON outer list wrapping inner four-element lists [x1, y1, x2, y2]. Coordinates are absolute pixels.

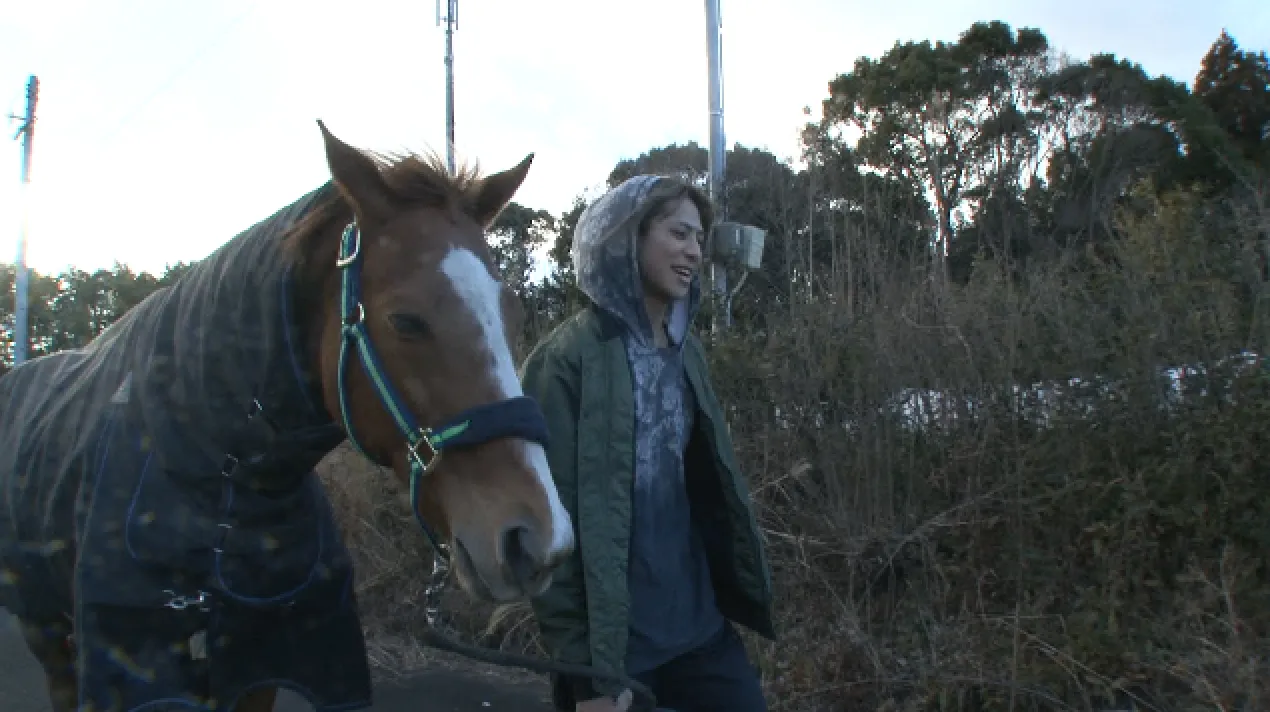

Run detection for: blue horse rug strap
[[333, 222, 551, 528]]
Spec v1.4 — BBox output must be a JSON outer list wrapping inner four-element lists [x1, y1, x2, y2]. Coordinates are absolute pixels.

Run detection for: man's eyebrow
[[674, 220, 704, 232]]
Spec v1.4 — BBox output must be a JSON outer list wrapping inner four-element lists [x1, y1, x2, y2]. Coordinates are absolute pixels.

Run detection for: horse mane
[[279, 146, 487, 277]]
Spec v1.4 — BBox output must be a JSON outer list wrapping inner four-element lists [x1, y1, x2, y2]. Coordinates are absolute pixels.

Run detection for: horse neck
[[290, 214, 347, 420], [136, 188, 342, 478]]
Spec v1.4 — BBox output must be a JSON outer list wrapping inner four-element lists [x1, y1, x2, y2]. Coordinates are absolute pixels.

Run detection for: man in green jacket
[[520, 175, 775, 712]]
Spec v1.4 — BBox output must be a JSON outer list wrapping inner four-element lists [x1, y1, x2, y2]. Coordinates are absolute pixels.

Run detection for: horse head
[[299, 121, 574, 603]]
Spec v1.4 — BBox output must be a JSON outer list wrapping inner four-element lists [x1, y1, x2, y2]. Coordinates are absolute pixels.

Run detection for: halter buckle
[[336, 225, 361, 268], [408, 429, 443, 475], [163, 589, 211, 612]]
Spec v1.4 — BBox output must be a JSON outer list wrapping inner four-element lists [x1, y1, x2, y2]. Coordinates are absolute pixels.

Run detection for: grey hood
[[571, 175, 703, 348]]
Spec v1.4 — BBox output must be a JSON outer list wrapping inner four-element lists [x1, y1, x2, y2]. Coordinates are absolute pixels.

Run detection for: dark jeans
[[632, 622, 767, 712], [553, 622, 766, 712]]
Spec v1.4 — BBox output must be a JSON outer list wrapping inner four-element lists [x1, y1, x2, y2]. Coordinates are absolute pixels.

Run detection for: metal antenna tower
[[10, 75, 38, 366], [437, 0, 458, 175]]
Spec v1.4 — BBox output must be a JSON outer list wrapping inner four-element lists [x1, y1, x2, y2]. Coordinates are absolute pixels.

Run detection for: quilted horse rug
[[0, 183, 375, 711]]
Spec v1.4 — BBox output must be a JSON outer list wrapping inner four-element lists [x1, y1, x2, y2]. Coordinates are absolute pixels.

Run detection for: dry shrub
[[704, 186, 1270, 711], [315, 446, 428, 637], [321, 184, 1270, 710]]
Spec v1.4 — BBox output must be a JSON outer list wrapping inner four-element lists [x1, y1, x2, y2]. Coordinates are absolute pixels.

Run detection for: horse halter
[[332, 222, 551, 548]]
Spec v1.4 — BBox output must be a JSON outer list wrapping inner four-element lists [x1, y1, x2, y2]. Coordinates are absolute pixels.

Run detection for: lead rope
[[416, 550, 657, 711]]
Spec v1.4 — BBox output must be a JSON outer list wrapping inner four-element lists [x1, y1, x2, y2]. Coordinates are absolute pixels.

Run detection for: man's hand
[[576, 689, 633, 712]]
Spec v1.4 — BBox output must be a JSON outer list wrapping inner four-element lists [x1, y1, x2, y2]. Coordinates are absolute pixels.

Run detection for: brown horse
[[0, 122, 574, 711]]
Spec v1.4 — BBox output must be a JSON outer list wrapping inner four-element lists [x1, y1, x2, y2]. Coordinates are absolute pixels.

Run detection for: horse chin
[[451, 537, 530, 604]]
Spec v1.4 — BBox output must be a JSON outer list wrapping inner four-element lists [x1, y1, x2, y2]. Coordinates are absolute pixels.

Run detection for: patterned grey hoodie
[[571, 175, 725, 674]]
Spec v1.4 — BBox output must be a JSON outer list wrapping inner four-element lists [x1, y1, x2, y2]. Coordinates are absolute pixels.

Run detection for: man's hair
[[635, 179, 715, 240]]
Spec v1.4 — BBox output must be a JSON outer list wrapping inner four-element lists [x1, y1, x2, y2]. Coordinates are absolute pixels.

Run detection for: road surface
[[0, 610, 554, 711]]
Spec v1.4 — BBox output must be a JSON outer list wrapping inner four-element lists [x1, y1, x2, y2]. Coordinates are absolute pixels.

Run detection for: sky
[[0, 0, 1266, 278]]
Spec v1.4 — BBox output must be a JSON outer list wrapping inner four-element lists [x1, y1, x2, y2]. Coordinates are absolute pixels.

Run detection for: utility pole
[[437, 0, 458, 175], [11, 75, 38, 367], [704, 0, 728, 335]]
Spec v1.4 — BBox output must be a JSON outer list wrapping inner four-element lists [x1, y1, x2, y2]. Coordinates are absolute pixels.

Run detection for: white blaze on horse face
[[437, 247, 576, 558]]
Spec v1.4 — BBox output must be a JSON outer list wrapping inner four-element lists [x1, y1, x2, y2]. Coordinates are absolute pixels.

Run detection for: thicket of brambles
[[5, 22, 1267, 711]]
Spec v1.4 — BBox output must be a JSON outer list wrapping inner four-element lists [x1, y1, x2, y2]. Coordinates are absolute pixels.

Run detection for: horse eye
[[388, 312, 431, 338]]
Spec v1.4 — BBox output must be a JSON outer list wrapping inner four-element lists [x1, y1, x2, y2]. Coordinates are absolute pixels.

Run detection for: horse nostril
[[501, 525, 541, 586]]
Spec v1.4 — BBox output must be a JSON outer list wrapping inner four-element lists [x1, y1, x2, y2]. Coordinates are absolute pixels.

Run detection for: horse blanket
[[0, 183, 374, 711]]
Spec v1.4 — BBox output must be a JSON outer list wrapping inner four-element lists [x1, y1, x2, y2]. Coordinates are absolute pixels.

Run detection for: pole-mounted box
[[710, 221, 766, 271]]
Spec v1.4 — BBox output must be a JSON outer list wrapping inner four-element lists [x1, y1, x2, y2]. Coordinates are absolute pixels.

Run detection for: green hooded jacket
[[519, 175, 776, 705]]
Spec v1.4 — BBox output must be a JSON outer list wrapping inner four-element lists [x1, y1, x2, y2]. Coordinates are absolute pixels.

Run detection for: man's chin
[[663, 285, 691, 303]]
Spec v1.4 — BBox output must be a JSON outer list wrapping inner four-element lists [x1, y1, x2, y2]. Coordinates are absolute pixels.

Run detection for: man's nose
[[686, 236, 704, 263]]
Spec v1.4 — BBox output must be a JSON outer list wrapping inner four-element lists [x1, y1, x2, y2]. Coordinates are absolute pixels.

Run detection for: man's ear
[[473, 153, 534, 228], [317, 119, 394, 221]]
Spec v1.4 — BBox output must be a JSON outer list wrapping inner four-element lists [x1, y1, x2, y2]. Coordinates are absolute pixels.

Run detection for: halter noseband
[[333, 222, 551, 545]]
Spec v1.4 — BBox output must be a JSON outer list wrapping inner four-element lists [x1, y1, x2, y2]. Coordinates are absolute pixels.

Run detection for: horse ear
[[317, 120, 394, 221], [473, 153, 534, 229]]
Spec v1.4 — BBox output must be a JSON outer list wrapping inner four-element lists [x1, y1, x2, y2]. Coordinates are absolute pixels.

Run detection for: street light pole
[[704, 0, 729, 334]]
